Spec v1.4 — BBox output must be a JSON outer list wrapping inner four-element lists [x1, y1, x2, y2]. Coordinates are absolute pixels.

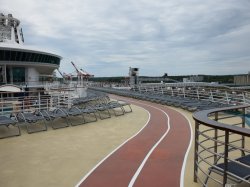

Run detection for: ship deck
[[0, 95, 248, 187]]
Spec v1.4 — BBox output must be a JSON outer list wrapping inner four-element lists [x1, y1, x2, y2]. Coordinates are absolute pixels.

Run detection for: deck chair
[[59, 107, 86, 126], [115, 100, 132, 113], [40, 108, 71, 129], [16, 111, 47, 133], [209, 154, 250, 185], [77, 106, 98, 123], [0, 115, 21, 138], [88, 104, 111, 120], [102, 101, 125, 116]]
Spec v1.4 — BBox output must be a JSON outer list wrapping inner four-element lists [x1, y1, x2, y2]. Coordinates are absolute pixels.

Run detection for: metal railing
[[132, 84, 250, 106], [0, 86, 87, 115], [193, 105, 250, 186]]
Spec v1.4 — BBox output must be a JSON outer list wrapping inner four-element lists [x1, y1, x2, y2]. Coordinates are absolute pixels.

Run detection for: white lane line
[[179, 113, 193, 187], [156, 106, 193, 187], [75, 106, 151, 187], [127, 101, 171, 187]]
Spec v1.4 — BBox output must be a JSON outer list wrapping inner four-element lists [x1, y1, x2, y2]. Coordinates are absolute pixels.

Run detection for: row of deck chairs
[[0, 92, 132, 139], [89, 87, 232, 112]]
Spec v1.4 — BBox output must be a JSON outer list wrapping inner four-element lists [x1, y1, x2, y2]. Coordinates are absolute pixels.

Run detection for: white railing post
[[225, 91, 229, 104], [38, 92, 41, 110], [197, 89, 200, 100], [242, 92, 246, 104], [210, 90, 214, 102]]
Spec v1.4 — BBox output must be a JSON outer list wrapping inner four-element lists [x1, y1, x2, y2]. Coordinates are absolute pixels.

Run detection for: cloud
[[1, 0, 250, 76]]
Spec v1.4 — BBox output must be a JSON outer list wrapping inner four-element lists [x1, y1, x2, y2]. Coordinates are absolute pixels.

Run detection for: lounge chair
[[208, 154, 250, 185], [115, 100, 132, 113], [85, 104, 111, 120], [103, 101, 125, 116], [16, 111, 47, 133], [39, 108, 70, 129], [0, 115, 21, 138], [78, 106, 97, 123], [59, 107, 86, 126]]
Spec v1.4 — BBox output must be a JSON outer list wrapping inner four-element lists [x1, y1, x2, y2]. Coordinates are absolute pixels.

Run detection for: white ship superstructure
[[0, 13, 62, 86]]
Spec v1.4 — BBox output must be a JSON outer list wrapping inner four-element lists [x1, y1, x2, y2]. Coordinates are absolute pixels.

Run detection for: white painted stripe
[[179, 113, 193, 187], [163, 107, 193, 187], [128, 102, 171, 187], [75, 105, 151, 187]]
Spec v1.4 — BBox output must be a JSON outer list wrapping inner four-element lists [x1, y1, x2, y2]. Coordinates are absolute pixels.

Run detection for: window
[[10, 51, 16, 61], [12, 67, 25, 83], [30, 53, 35, 62], [21, 52, 26, 61], [15, 51, 22, 61], [0, 50, 4, 61], [34, 53, 39, 62], [5, 50, 11, 61], [26, 52, 32, 61], [0, 49, 60, 65]]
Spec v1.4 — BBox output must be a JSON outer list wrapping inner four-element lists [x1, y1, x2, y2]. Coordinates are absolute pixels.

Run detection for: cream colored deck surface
[[0, 105, 148, 187]]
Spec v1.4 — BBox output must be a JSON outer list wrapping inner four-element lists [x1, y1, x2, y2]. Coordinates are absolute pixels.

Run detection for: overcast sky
[[2, 0, 250, 77]]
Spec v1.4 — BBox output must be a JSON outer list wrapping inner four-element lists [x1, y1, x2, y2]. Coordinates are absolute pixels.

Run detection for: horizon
[[90, 73, 247, 78]]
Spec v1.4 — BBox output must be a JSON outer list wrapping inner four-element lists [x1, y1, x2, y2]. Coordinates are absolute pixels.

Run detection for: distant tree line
[[89, 77, 126, 83], [89, 75, 235, 84]]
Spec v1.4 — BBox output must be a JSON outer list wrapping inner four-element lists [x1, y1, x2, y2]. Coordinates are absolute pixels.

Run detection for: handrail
[[193, 105, 250, 136], [193, 105, 250, 186]]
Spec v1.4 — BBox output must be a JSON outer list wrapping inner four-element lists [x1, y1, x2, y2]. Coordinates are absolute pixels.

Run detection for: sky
[[1, 0, 250, 77]]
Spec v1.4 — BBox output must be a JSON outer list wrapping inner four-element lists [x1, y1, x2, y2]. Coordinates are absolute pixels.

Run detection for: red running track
[[76, 96, 192, 187]]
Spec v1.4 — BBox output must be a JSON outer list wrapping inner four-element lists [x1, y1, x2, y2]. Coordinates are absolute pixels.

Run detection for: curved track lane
[[76, 96, 192, 187]]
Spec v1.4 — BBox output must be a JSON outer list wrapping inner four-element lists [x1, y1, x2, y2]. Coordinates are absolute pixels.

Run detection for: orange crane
[[70, 61, 94, 81], [57, 69, 72, 80]]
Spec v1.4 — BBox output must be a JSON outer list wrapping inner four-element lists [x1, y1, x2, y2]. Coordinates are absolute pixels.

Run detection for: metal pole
[[223, 131, 229, 186], [214, 112, 218, 163], [194, 121, 199, 182], [242, 108, 246, 156]]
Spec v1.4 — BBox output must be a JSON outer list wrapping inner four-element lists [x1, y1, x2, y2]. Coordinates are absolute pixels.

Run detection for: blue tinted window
[[0, 50, 4, 61], [0, 50, 60, 65], [5, 51, 11, 61]]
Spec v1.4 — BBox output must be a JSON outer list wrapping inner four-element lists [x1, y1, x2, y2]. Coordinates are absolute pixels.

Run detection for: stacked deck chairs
[[73, 91, 132, 119], [94, 94, 132, 114], [0, 114, 21, 139], [73, 94, 111, 119]]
